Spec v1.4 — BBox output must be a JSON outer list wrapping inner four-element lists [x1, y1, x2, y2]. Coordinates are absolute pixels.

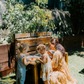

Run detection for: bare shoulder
[[42, 53, 46, 58]]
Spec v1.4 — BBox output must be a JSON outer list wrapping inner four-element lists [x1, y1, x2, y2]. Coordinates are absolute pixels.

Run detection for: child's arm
[[37, 55, 47, 64], [23, 56, 30, 66]]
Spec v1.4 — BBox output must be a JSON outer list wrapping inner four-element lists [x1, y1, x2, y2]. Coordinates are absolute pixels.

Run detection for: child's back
[[16, 54, 26, 84], [16, 43, 30, 84]]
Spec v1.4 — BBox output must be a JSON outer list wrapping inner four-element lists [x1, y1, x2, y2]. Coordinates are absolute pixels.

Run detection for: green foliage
[[51, 9, 73, 38], [60, 0, 84, 35], [1, 0, 79, 42], [67, 1, 84, 34], [35, 0, 48, 8], [1, 0, 53, 42]]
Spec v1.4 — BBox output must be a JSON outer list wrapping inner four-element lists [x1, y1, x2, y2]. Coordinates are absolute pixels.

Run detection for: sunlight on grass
[[68, 47, 84, 84], [0, 73, 16, 84]]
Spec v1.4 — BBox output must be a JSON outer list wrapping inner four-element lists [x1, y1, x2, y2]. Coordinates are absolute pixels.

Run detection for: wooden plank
[[15, 32, 52, 39], [0, 53, 8, 63], [29, 46, 37, 51], [15, 36, 52, 41], [0, 68, 14, 77], [28, 51, 37, 55], [36, 32, 52, 36], [15, 33, 30, 39], [30, 32, 52, 37], [34, 64, 38, 84], [0, 62, 10, 72], [0, 44, 8, 54], [0, 43, 14, 76], [0, 59, 15, 72]]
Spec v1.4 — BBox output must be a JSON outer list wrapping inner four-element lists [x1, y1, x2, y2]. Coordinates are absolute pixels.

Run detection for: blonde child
[[16, 43, 30, 84], [36, 44, 52, 84]]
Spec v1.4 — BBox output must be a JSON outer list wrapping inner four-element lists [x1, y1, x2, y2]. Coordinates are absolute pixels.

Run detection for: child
[[16, 43, 30, 84], [36, 44, 52, 84]]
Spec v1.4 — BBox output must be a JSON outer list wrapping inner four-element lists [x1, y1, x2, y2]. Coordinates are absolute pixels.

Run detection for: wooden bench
[[14, 32, 68, 84], [14, 32, 52, 84]]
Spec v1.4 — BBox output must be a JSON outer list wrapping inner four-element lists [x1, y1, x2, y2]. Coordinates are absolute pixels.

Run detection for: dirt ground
[[0, 47, 84, 84]]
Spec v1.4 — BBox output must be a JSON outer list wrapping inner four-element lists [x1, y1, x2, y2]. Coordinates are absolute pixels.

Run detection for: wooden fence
[[0, 43, 15, 77], [59, 34, 84, 51]]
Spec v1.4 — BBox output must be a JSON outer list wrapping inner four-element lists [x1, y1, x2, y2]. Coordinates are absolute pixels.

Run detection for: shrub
[[1, 0, 53, 42]]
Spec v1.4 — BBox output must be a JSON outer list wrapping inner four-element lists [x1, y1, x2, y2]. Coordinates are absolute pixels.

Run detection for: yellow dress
[[50, 50, 77, 84]]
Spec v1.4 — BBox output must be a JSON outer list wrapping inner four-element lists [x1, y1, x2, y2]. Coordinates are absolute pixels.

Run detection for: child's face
[[37, 49, 45, 55], [49, 42, 55, 50]]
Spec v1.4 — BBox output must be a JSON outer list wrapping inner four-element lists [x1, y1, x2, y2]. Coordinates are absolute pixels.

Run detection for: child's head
[[36, 44, 46, 54], [17, 43, 28, 53]]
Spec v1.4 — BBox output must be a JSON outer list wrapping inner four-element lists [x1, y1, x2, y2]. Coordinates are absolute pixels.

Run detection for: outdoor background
[[0, 0, 84, 84]]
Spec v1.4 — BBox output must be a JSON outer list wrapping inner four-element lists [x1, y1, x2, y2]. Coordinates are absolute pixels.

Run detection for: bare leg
[[44, 81, 47, 84], [44, 81, 50, 84]]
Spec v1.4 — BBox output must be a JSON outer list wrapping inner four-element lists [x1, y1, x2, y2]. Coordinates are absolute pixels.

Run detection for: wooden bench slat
[[15, 32, 52, 39], [0, 53, 8, 63], [15, 33, 30, 39], [14, 33, 52, 60]]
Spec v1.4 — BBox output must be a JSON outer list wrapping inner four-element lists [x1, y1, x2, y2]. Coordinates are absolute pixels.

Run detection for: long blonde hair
[[52, 50, 63, 69]]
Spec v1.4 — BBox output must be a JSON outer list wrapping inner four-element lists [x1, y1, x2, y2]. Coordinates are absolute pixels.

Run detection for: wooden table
[[30, 62, 39, 84], [26, 57, 41, 84]]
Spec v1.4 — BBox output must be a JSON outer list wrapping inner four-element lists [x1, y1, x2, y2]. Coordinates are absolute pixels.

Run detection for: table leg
[[34, 64, 38, 84]]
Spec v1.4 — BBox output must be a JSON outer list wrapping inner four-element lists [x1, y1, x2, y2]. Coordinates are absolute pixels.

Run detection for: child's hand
[[37, 57, 41, 61], [27, 61, 30, 64]]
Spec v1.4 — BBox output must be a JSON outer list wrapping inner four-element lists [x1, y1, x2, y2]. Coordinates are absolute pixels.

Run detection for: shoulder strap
[[20, 54, 26, 60]]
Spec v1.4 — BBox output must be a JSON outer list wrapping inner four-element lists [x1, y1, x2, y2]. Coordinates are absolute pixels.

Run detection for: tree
[[61, 0, 84, 35]]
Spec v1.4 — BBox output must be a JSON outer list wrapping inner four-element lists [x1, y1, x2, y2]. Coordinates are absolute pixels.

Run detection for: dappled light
[[0, 73, 16, 84], [68, 47, 84, 57], [0, 47, 84, 84], [68, 47, 84, 84]]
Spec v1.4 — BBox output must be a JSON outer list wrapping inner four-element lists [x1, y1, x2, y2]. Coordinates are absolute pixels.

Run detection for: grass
[[0, 73, 16, 84], [0, 47, 84, 84], [68, 47, 84, 84]]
